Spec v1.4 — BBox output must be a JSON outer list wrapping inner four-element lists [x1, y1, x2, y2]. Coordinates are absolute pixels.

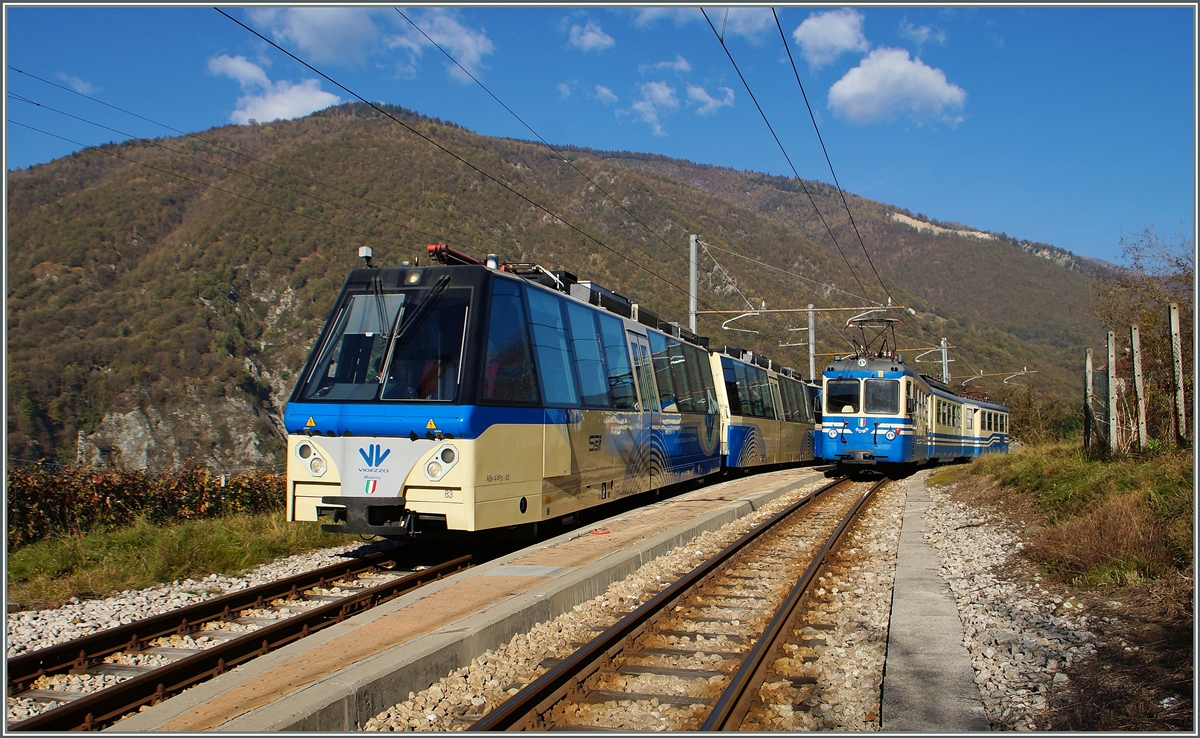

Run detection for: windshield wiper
[[376, 275, 451, 385]]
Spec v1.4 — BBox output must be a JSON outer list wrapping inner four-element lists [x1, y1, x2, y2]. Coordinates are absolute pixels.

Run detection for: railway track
[[468, 476, 885, 731], [6, 551, 471, 731]]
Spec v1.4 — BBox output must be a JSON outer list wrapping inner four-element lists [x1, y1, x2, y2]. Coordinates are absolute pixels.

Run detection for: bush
[[6, 462, 283, 552]]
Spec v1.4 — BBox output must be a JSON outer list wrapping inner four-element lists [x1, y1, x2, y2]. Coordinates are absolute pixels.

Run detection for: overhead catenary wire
[[393, 9, 699, 272], [770, 9, 895, 307], [216, 8, 703, 307], [700, 8, 876, 305], [7, 64, 485, 249]]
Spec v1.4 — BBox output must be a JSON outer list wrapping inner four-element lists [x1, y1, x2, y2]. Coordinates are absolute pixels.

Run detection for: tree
[[1089, 225, 1193, 448]]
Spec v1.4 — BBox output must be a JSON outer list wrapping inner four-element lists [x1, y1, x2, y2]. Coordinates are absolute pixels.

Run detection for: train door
[[627, 331, 661, 490], [908, 380, 928, 459]]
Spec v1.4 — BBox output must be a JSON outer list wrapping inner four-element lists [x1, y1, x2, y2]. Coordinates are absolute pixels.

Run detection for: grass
[[966, 441, 1194, 587], [6, 512, 350, 608]]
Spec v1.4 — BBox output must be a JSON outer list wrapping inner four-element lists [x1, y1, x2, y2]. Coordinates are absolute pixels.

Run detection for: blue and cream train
[[284, 246, 820, 537], [819, 348, 1009, 473]]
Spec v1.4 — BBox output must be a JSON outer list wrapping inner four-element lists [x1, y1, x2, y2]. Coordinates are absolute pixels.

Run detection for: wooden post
[[1107, 330, 1118, 455], [1130, 325, 1147, 451], [1084, 348, 1094, 451], [1169, 303, 1187, 448]]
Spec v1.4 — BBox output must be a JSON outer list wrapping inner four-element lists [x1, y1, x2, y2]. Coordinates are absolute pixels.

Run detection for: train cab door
[[626, 331, 661, 491]]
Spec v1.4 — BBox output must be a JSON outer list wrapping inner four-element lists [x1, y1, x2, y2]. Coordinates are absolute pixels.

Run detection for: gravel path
[[923, 479, 1098, 731]]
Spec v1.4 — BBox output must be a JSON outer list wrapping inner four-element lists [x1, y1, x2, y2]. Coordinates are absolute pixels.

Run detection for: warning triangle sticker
[[426, 419, 437, 429], [306, 417, 317, 427]]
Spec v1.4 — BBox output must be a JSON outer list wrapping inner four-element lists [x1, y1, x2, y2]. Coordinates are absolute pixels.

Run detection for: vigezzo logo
[[359, 444, 391, 468]]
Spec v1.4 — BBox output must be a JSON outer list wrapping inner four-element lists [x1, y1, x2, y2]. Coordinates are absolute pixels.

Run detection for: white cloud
[[208, 55, 271, 91], [386, 8, 495, 83], [621, 81, 679, 136], [827, 48, 965, 125], [230, 79, 342, 125], [248, 7, 379, 64], [556, 82, 572, 99], [209, 55, 340, 125], [639, 55, 691, 75], [792, 9, 870, 69], [56, 72, 95, 95], [900, 18, 946, 49], [593, 85, 618, 105], [568, 20, 615, 52], [631, 8, 699, 28], [687, 85, 734, 116]]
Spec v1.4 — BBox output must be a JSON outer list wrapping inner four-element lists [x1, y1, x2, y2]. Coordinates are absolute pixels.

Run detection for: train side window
[[565, 301, 610, 407], [720, 357, 744, 416], [688, 345, 718, 413], [757, 369, 777, 419], [779, 379, 795, 422], [597, 313, 636, 409], [482, 281, 539, 404], [648, 333, 678, 412], [798, 381, 815, 423], [525, 288, 580, 407], [667, 339, 697, 412], [741, 364, 765, 417]]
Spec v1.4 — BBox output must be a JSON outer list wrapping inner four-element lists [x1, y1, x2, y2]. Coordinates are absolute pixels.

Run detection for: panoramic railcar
[[286, 245, 812, 538], [820, 349, 1009, 473], [710, 349, 817, 468]]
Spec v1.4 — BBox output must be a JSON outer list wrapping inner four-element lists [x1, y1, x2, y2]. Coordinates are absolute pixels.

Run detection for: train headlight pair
[[424, 445, 459, 481], [296, 442, 327, 477]]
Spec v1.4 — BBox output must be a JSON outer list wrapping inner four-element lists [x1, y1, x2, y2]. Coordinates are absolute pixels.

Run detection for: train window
[[745, 365, 768, 418], [598, 313, 636, 409], [300, 293, 406, 401], [826, 379, 860, 414], [686, 344, 717, 413], [778, 379, 795, 422], [629, 335, 659, 411], [667, 339, 696, 412], [380, 288, 470, 402], [565, 301, 610, 407], [797, 381, 814, 424], [481, 281, 539, 404], [648, 333, 678, 412], [721, 357, 745, 416], [864, 379, 899, 415], [526, 289, 580, 407]]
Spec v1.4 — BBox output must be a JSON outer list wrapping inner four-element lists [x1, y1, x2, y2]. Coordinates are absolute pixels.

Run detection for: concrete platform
[[881, 469, 989, 731], [111, 468, 827, 732]]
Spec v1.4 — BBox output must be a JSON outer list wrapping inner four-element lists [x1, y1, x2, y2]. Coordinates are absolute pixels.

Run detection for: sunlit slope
[[6, 103, 1102, 467]]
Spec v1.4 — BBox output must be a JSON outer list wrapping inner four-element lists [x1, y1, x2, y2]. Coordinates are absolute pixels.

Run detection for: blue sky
[[5, 5, 1195, 264]]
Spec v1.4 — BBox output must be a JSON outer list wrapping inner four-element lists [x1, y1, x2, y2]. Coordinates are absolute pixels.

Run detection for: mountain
[[5, 103, 1106, 470]]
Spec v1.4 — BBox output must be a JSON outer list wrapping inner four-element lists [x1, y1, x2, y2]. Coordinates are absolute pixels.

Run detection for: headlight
[[297, 443, 313, 459], [827, 429, 838, 439], [885, 430, 896, 441], [309, 456, 327, 476], [424, 444, 459, 481]]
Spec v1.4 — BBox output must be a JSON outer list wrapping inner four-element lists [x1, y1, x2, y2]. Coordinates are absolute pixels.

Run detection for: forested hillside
[[6, 102, 1106, 470]]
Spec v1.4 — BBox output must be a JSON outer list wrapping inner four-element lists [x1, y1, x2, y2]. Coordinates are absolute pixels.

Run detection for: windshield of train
[[825, 379, 860, 414], [299, 287, 469, 402], [864, 379, 900, 414]]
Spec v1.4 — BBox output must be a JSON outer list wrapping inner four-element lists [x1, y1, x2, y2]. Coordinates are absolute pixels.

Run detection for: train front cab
[[285, 264, 722, 537], [820, 358, 925, 471]]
